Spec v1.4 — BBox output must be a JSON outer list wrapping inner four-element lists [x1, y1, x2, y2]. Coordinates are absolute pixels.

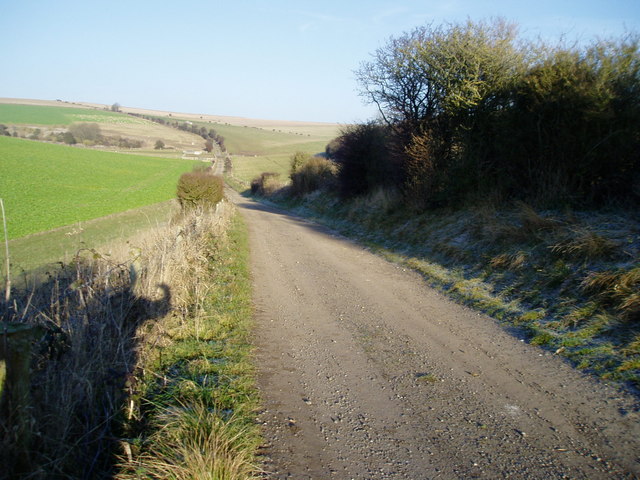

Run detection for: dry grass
[[470, 202, 566, 245], [489, 251, 527, 270], [0, 200, 258, 478], [347, 187, 402, 216], [251, 172, 284, 196], [517, 202, 564, 234], [118, 403, 259, 480], [582, 267, 640, 321], [550, 228, 618, 260]]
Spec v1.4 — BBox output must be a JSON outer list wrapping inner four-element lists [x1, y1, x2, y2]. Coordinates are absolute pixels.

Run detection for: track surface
[[230, 190, 640, 479]]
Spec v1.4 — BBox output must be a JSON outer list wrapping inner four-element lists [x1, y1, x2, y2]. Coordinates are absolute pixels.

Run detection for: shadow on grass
[[0, 259, 171, 479]]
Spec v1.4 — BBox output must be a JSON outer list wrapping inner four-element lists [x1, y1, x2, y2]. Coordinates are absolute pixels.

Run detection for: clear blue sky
[[1, 0, 639, 123]]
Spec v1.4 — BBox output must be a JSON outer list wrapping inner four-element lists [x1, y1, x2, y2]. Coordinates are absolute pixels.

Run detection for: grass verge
[[0, 201, 260, 479], [117, 207, 260, 479]]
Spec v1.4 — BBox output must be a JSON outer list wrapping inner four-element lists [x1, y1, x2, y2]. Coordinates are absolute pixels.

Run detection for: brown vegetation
[[176, 168, 225, 210], [251, 172, 283, 196]]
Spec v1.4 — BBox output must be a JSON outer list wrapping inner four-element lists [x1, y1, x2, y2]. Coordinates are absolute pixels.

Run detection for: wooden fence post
[[1, 322, 43, 474]]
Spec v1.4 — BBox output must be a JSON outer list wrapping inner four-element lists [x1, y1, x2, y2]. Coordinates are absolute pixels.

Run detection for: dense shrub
[[176, 168, 224, 209], [491, 42, 640, 204], [62, 131, 76, 144], [332, 122, 399, 199], [353, 19, 640, 208], [69, 122, 102, 143], [325, 137, 341, 159], [251, 172, 282, 196], [289, 153, 338, 197], [290, 151, 310, 177], [403, 129, 447, 208]]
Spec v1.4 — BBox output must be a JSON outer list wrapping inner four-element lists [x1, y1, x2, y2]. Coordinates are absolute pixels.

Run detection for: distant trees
[[111, 103, 120, 112], [155, 139, 165, 150], [104, 136, 143, 148], [125, 112, 227, 152], [345, 18, 640, 207]]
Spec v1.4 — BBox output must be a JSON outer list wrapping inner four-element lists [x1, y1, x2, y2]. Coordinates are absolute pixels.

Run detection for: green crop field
[[0, 136, 200, 239], [0, 103, 144, 125]]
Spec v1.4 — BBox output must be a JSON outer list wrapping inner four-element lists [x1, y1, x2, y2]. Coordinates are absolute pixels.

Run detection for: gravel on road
[[231, 191, 640, 480]]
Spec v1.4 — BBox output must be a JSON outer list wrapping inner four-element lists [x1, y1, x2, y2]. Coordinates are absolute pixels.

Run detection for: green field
[[0, 103, 144, 125], [0, 136, 200, 239], [209, 122, 332, 156], [195, 121, 338, 185], [7, 200, 178, 276], [232, 154, 293, 184]]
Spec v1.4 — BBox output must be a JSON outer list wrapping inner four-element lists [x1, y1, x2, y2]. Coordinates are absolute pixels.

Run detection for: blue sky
[[1, 0, 639, 123]]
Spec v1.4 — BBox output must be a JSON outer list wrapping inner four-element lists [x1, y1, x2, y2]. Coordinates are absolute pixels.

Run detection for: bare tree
[[355, 30, 437, 131], [355, 19, 523, 130]]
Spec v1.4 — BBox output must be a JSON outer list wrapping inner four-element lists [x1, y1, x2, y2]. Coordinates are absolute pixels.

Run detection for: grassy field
[[203, 121, 339, 185], [231, 154, 293, 184], [208, 122, 335, 157], [0, 136, 200, 239], [0, 103, 141, 125], [7, 200, 178, 276]]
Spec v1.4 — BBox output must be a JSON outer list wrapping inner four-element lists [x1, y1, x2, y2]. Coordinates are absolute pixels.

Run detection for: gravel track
[[230, 191, 640, 480]]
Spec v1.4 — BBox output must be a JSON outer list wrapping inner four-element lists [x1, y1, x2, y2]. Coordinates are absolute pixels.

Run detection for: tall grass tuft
[[582, 267, 640, 321], [119, 402, 259, 480], [550, 228, 619, 261]]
